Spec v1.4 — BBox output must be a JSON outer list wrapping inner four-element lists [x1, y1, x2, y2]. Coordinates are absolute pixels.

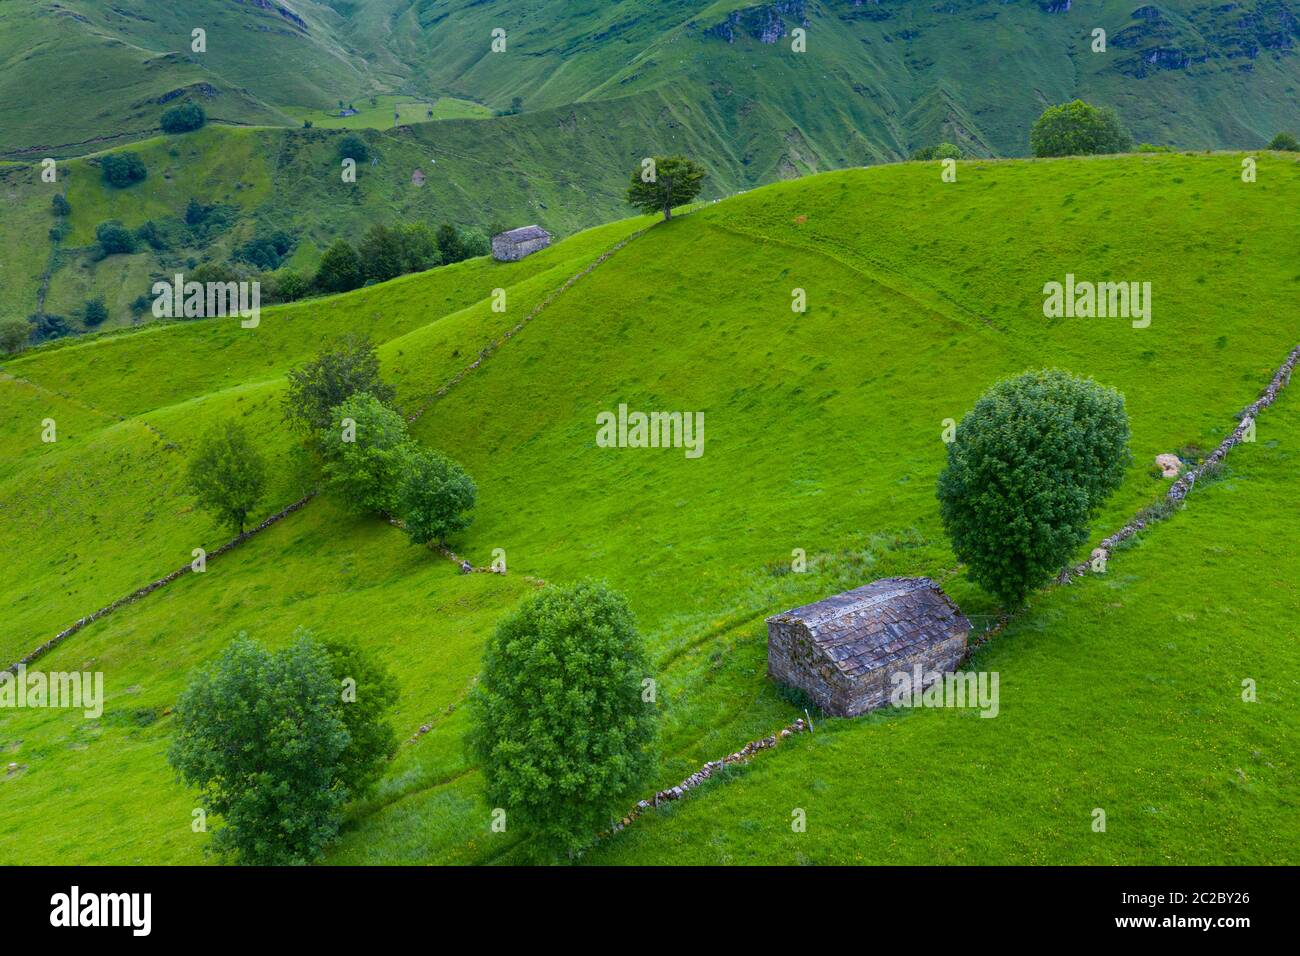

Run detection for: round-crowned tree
[[1267, 131, 1299, 152], [187, 421, 266, 534], [937, 370, 1131, 608], [168, 632, 397, 865], [318, 392, 409, 515], [468, 580, 657, 857], [396, 447, 476, 545], [626, 155, 705, 221], [1030, 100, 1132, 157]]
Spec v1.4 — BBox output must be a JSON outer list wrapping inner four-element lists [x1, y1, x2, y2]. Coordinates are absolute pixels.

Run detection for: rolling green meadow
[[1, 152, 1297, 865]]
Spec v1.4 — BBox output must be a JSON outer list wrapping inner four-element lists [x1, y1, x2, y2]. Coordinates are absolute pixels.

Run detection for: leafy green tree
[[187, 422, 267, 534], [358, 224, 407, 283], [398, 222, 442, 273], [1030, 100, 1132, 157], [51, 194, 70, 216], [336, 132, 370, 163], [185, 197, 210, 226], [936, 370, 1131, 608], [27, 312, 68, 342], [160, 102, 207, 134], [271, 269, 309, 303], [83, 296, 108, 327], [168, 636, 348, 865], [396, 447, 476, 545], [236, 230, 294, 270], [320, 640, 399, 795], [910, 143, 961, 161], [283, 335, 395, 435], [319, 393, 410, 515], [100, 152, 147, 187], [314, 238, 364, 294], [469, 580, 657, 856], [436, 223, 464, 264], [458, 227, 490, 259], [0, 320, 29, 355], [1267, 131, 1299, 151], [626, 155, 706, 221], [94, 220, 136, 255]]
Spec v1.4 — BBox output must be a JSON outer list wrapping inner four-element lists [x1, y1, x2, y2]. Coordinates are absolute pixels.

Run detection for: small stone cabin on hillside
[[491, 224, 552, 261], [767, 577, 970, 717]]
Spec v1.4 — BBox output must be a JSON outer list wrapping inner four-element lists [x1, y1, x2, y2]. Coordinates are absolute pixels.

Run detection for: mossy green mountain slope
[[0, 154, 1297, 864], [6, 0, 1299, 160]]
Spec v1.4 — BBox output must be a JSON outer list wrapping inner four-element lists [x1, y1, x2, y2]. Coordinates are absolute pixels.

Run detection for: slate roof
[[766, 577, 968, 679], [495, 224, 551, 243]]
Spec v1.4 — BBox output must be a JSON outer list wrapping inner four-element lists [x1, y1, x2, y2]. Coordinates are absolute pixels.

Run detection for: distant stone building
[[411, 168, 426, 187], [766, 577, 970, 717], [491, 225, 552, 262]]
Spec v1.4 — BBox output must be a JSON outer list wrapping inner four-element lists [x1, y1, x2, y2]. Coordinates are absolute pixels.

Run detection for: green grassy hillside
[[1, 153, 1296, 865], [8, 1, 1299, 346]]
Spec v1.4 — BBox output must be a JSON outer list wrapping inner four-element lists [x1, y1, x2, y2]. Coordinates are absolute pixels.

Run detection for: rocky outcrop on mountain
[[157, 83, 219, 104], [704, 1, 809, 44], [1112, 0, 1299, 76], [238, 0, 309, 34]]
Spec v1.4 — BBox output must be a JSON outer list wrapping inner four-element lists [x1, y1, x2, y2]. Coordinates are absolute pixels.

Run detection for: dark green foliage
[[236, 229, 294, 270], [283, 334, 395, 435], [435, 223, 463, 264], [28, 312, 68, 341], [319, 640, 399, 796], [336, 132, 370, 163], [1030, 100, 1132, 157], [396, 447, 476, 544], [468, 580, 657, 856], [314, 238, 364, 294], [626, 154, 706, 220], [185, 197, 210, 226], [167, 636, 349, 865], [936, 370, 1131, 607], [458, 227, 490, 259], [160, 102, 207, 134], [100, 152, 147, 187], [398, 222, 442, 273], [1267, 131, 1299, 151], [358, 224, 407, 282], [270, 269, 308, 303], [82, 296, 107, 327], [134, 220, 168, 251], [186, 421, 266, 534], [51, 194, 70, 216], [0, 320, 29, 354], [435, 223, 489, 265], [95, 220, 136, 255], [318, 393, 410, 515], [911, 143, 961, 160]]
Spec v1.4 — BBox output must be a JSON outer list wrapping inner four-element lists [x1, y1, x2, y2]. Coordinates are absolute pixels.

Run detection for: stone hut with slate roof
[[491, 224, 552, 261], [766, 577, 970, 717]]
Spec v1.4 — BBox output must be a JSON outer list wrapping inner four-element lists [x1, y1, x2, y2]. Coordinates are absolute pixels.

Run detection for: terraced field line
[[10, 227, 653, 670], [6, 493, 316, 673], [404, 225, 652, 424]]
